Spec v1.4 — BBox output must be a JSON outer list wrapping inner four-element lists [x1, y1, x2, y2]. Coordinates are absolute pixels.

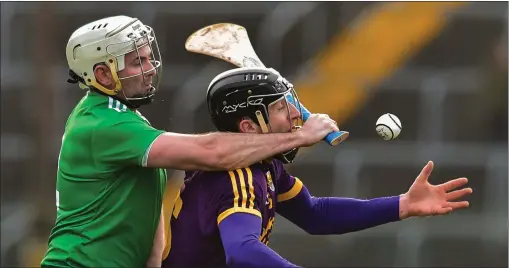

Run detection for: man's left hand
[[399, 161, 473, 219]]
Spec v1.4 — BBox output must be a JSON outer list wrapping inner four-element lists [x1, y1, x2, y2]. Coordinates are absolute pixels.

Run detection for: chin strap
[[122, 87, 156, 108], [67, 70, 85, 84], [253, 109, 299, 164], [255, 110, 270, 133]]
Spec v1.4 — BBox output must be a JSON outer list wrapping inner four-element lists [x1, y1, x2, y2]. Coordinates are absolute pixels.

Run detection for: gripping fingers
[[317, 114, 338, 131], [330, 121, 339, 132], [325, 117, 339, 132]]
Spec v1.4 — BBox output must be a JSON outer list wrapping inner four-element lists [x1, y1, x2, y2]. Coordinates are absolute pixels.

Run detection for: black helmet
[[207, 67, 303, 164]]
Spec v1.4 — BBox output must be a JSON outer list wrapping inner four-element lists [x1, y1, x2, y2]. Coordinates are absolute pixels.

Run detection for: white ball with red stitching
[[375, 113, 402, 140]]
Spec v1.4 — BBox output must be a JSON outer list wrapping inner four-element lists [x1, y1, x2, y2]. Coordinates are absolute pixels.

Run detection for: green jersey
[[41, 91, 167, 267]]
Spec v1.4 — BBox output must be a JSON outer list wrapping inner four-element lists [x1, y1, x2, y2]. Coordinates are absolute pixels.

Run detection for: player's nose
[[143, 60, 157, 77], [289, 103, 301, 119], [144, 61, 157, 77]]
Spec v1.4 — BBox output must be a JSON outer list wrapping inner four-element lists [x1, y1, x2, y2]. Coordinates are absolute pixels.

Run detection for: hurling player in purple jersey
[[161, 67, 473, 268]]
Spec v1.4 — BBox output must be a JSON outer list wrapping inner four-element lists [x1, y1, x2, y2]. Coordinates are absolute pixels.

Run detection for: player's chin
[[131, 91, 151, 99], [139, 87, 155, 97], [146, 86, 155, 94]]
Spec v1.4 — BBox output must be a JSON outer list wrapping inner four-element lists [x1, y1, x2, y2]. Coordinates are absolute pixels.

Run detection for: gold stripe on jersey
[[217, 169, 260, 225], [259, 217, 275, 245], [236, 169, 248, 208], [217, 207, 262, 225], [246, 168, 255, 209], [228, 170, 240, 208], [277, 177, 304, 202], [162, 176, 184, 260], [172, 191, 183, 219]]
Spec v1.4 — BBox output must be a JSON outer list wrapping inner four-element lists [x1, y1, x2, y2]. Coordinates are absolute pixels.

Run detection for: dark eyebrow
[[133, 55, 153, 63], [133, 56, 147, 62]]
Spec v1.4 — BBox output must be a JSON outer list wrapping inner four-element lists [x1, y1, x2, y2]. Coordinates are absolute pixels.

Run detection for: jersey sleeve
[[92, 112, 165, 168], [214, 168, 266, 225], [274, 161, 304, 203]]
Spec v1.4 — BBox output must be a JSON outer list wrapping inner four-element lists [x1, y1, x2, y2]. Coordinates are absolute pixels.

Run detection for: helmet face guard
[[66, 16, 163, 108], [246, 88, 303, 134], [208, 67, 304, 164], [105, 25, 162, 108], [251, 86, 303, 164]]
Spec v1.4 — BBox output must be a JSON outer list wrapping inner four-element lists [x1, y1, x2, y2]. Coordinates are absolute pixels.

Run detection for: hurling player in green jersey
[[41, 15, 339, 268]]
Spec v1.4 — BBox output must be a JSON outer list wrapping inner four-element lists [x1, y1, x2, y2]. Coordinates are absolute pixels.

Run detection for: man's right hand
[[298, 114, 339, 147]]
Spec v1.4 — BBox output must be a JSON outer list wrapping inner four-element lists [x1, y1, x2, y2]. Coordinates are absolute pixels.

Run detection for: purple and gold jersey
[[162, 160, 303, 268]]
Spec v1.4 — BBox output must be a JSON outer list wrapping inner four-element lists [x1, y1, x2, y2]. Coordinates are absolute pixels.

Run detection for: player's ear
[[93, 63, 114, 89], [238, 117, 259, 134]]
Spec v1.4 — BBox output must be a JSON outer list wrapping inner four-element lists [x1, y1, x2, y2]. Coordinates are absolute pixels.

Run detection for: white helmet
[[66, 15, 162, 107]]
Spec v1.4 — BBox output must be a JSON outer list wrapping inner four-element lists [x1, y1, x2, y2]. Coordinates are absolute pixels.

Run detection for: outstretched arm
[[146, 114, 338, 171], [219, 213, 300, 268], [276, 161, 472, 235], [277, 180, 400, 235], [147, 131, 304, 171]]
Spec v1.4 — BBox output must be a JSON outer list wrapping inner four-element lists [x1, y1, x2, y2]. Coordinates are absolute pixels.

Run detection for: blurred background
[[1, 1, 507, 267]]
